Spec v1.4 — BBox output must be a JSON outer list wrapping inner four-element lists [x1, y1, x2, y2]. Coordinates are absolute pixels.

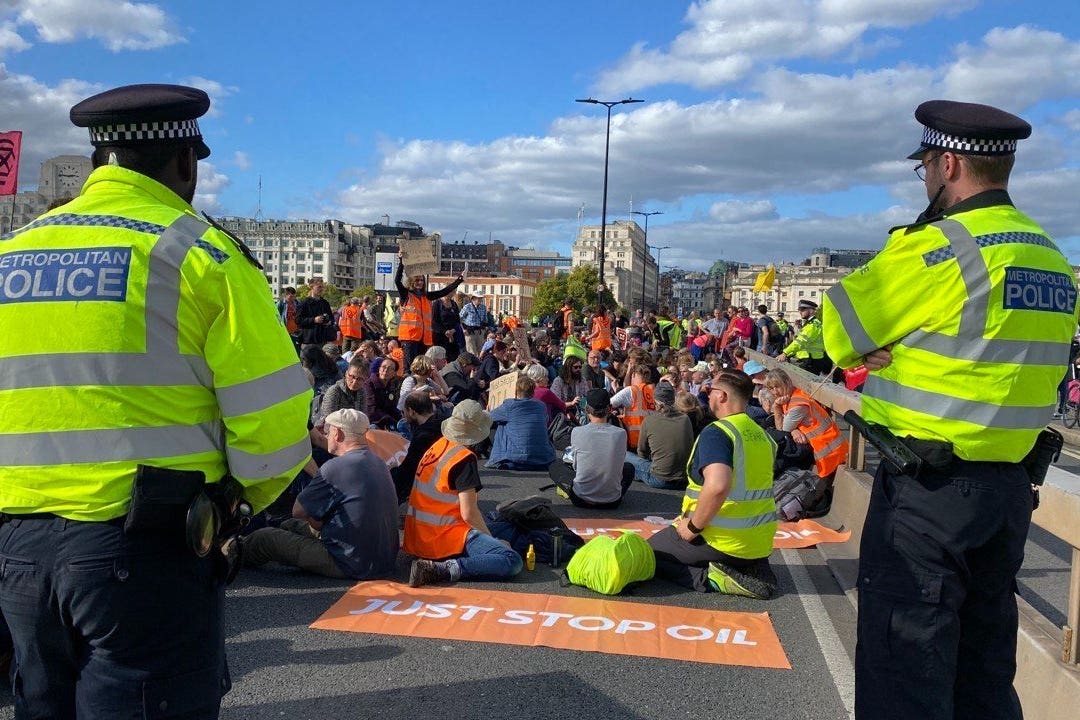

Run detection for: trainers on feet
[[707, 562, 775, 599], [408, 559, 448, 588]]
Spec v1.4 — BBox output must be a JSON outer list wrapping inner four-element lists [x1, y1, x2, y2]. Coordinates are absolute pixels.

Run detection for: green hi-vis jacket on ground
[[823, 194, 1079, 462], [0, 166, 313, 520]]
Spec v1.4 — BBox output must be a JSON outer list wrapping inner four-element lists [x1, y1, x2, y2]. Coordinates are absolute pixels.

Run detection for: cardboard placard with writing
[[312, 581, 790, 669], [512, 326, 531, 361], [486, 370, 519, 411], [398, 237, 439, 277]]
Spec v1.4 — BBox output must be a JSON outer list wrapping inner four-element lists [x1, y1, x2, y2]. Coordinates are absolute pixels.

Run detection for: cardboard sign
[[312, 581, 790, 669], [486, 370, 519, 411], [399, 237, 439, 277], [562, 517, 851, 549], [512, 326, 532, 361]]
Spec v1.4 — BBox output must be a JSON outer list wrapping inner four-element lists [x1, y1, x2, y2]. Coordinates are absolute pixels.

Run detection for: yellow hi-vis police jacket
[[822, 193, 1078, 462], [0, 166, 313, 520], [783, 316, 824, 359]]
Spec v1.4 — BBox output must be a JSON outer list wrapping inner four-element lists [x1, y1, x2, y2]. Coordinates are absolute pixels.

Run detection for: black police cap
[[907, 100, 1031, 160], [70, 84, 212, 159]]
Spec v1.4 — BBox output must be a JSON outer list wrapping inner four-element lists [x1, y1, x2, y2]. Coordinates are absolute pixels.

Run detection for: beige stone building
[[431, 275, 537, 320], [728, 249, 877, 313], [1, 155, 93, 233], [571, 220, 658, 311]]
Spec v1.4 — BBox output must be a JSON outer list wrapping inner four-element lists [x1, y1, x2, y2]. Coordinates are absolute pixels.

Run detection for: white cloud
[[709, 199, 777, 223], [194, 161, 229, 215], [233, 151, 250, 170], [0, 63, 98, 182], [11, 0, 183, 51], [0, 20, 30, 54], [595, 0, 973, 95], [178, 75, 238, 117]]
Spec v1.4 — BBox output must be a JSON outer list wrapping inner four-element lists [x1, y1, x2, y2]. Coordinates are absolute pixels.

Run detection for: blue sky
[[3, 0, 1079, 271]]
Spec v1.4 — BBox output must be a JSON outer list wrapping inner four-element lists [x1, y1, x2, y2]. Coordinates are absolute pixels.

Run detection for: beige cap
[[323, 409, 370, 436]]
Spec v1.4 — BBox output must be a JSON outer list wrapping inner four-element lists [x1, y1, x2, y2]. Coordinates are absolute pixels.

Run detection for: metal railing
[[745, 349, 1080, 668]]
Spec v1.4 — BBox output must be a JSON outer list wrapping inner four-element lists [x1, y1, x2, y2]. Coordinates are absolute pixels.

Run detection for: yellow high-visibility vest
[[823, 202, 1078, 462], [0, 165, 313, 520], [682, 413, 777, 560], [783, 316, 824, 359]]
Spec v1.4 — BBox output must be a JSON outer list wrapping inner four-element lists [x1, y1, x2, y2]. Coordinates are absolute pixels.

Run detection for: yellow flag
[[753, 265, 775, 292]]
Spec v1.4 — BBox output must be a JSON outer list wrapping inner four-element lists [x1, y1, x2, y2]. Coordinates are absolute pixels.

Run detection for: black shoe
[[408, 559, 449, 588]]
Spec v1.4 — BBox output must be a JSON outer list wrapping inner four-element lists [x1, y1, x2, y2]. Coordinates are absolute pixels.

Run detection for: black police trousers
[[0, 515, 229, 719], [854, 455, 1032, 720]]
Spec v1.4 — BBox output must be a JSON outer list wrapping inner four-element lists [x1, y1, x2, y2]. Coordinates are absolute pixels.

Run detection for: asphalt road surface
[[1, 445, 1074, 720]]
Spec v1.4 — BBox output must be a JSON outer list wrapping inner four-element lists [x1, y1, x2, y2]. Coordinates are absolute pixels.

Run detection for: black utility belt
[[125, 465, 250, 559]]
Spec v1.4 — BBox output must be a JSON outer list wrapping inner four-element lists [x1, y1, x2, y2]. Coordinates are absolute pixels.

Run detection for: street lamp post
[[576, 97, 644, 290], [654, 245, 671, 312], [631, 210, 662, 315]]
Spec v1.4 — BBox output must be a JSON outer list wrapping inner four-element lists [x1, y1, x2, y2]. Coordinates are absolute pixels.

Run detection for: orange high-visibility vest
[[622, 383, 656, 450], [591, 315, 612, 351], [783, 388, 848, 478], [399, 293, 433, 344], [403, 437, 474, 560], [560, 307, 574, 339], [338, 304, 362, 339]]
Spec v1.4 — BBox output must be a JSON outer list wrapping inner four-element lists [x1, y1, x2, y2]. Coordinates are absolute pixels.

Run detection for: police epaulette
[[201, 212, 263, 270]]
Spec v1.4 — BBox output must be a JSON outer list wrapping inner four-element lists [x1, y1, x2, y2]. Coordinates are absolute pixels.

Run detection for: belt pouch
[[124, 464, 207, 535]]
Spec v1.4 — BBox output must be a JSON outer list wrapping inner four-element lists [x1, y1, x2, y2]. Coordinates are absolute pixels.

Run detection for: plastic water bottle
[[525, 543, 536, 571]]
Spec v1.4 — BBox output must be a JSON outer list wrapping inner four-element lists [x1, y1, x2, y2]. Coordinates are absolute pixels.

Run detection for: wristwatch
[[686, 518, 703, 535]]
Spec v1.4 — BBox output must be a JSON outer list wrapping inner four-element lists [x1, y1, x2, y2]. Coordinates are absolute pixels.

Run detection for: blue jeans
[[625, 452, 685, 489], [455, 529, 523, 581]]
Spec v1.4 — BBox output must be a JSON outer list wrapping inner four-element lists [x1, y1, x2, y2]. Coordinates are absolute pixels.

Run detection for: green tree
[[297, 282, 346, 308], [565, 265, 615, 310], [349, 285, 377, 301], [531, 274, 569, 319]]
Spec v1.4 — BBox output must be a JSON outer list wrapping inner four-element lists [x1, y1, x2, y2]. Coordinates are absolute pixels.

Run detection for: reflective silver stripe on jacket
[[414, 442, 470, 505], [905, 220, 1071, 367], [406, 505, 458, 526], [0, 421, 224, 467], [825, 283, 877, 357], [227, 435, 311, 479], [865, 374, 1053, 429], [708, 512, 777, 530], [215, 364, 314, 418]]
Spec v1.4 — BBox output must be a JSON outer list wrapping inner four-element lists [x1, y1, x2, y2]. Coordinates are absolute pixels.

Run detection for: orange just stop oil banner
[[562, 517, 850, 549], [313, 581, 791, 669]]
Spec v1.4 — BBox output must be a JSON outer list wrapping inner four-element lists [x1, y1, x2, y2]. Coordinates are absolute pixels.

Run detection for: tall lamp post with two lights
[[575, 97, 643, 291], [653, 245, 671, 311]]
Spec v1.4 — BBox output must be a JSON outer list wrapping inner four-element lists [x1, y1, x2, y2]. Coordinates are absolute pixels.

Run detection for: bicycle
[[1062, 400, 1080, 429]]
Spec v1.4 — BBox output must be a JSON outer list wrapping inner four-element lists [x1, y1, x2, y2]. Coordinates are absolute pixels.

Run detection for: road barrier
[[745, 350, 1080, 720]]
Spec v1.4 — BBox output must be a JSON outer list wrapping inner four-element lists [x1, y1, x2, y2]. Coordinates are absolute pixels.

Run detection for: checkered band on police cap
[[89, 119, 202, 144], [918, 126, 1017, 156]]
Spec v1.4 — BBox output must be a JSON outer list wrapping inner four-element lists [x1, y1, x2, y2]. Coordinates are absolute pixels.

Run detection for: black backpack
[[552, 311, 566, 339], [773, 468, 831, 521]]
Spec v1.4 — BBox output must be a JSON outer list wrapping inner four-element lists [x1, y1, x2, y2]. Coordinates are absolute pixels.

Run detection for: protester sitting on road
[[391, 392, 444, 504], [477, 340, 512, 388], [316, 356, 367, 425], [406, 400, 524, 587], [649, 371, 779, 598], [626, 381, 692, 489], [440, 350, 483, 403], [763, 368, 848, 483], [397, 355, 450, 415], [242, 410, 398, 580], [582, 349, 606, 390], [551, 354, 590, 409], [676, 389, 712, 436], [548, 388, 635, 508], [525, 362, 572, 423], [300, 344, 341, 396], [363, 356, 402, 429], [486, 375, 556, 470]]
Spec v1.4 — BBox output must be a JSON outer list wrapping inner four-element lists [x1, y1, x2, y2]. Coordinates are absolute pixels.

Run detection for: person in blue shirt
[[487, 375, 555, 470], [241, 409, 399, 579]]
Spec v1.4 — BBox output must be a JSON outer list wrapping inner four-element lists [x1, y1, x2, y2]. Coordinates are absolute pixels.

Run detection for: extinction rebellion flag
[[0, 131, 22, 196]]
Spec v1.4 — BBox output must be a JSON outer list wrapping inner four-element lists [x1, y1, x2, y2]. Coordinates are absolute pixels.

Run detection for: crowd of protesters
[[244, 267, 862, 596]]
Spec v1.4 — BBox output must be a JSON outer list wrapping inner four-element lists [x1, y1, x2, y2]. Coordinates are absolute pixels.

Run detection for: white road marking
[[782, 547, 855, 720]]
